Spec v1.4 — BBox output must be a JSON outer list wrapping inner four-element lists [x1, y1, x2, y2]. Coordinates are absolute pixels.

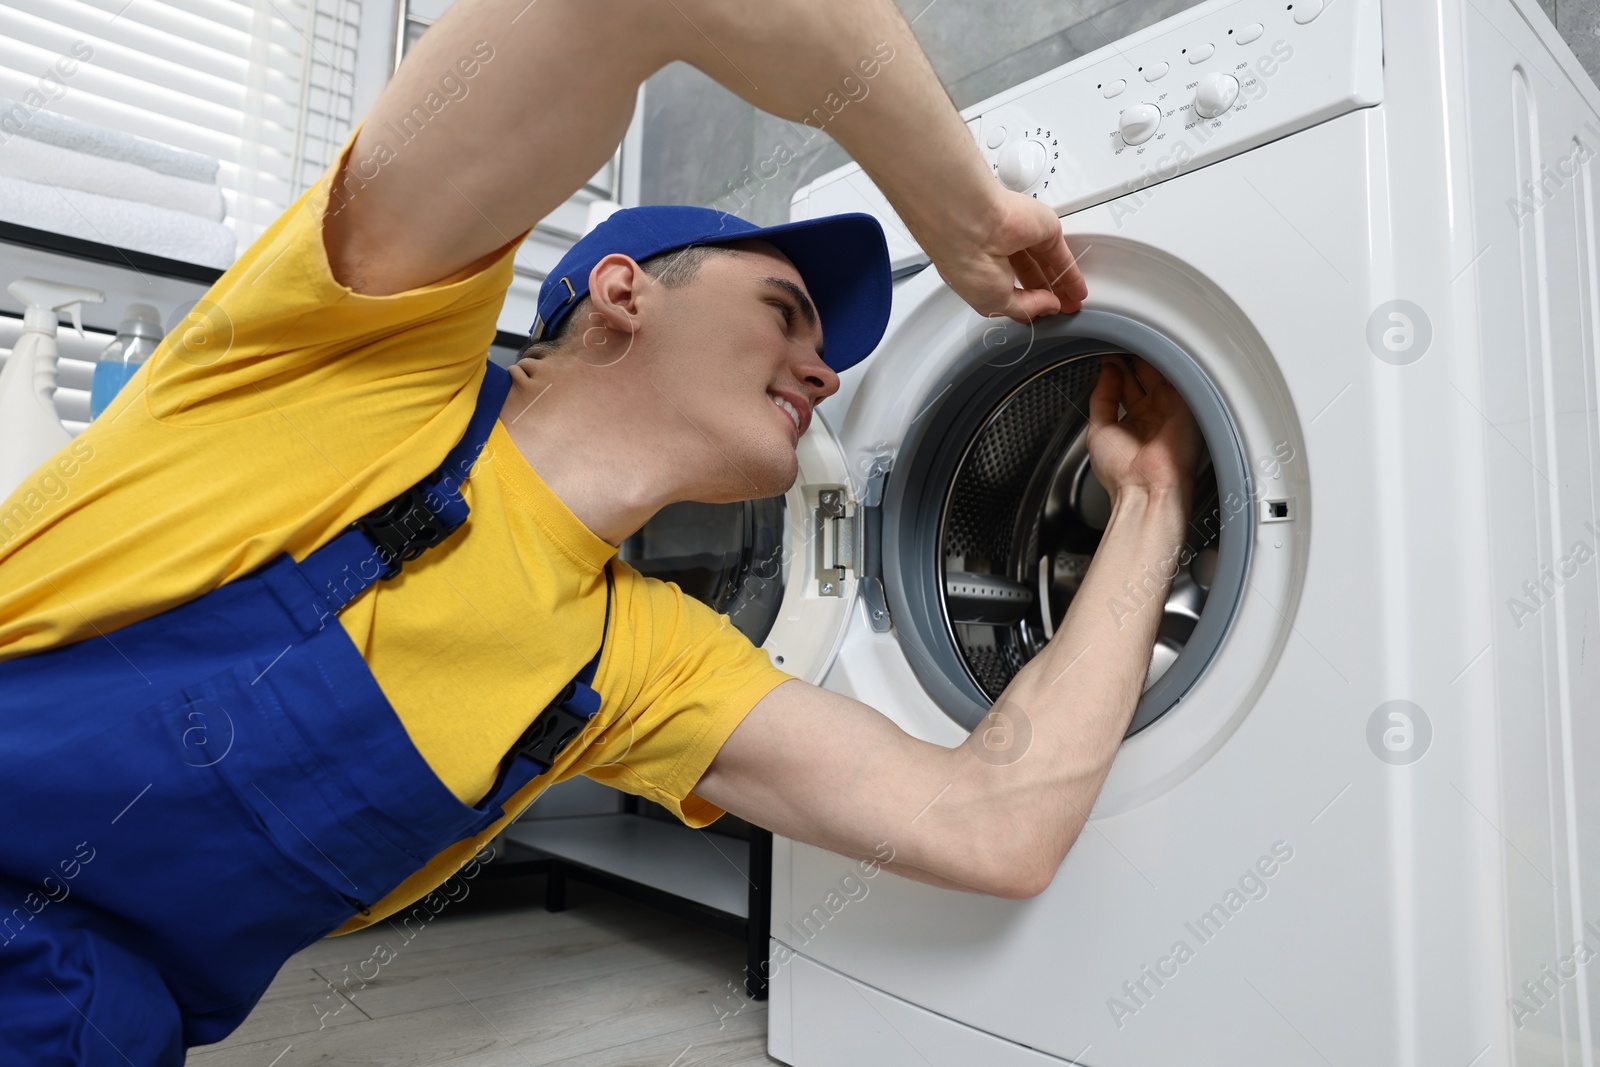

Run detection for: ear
[[584, 253, 650, 337]]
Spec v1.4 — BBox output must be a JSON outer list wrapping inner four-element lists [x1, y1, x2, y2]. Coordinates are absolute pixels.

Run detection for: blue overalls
[[0, 358, 608, 1064]]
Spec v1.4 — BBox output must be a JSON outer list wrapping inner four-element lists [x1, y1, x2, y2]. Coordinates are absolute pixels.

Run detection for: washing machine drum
[[883, 313, 1252, 735]]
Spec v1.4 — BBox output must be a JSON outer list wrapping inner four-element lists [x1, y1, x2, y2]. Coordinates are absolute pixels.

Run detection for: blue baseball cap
[[530, 205, 893, 372]]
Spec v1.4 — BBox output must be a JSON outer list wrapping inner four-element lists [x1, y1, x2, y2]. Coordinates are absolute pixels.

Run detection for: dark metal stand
[[746, 827, 773, 999], [499, 818, 774, 1001]]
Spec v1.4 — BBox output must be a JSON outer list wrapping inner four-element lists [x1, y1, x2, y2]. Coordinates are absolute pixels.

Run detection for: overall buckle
[[508, 681, 588, 773], [355, 485, 454, 580]]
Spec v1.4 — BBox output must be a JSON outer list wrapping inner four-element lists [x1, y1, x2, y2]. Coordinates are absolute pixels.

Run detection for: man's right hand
[[917, 187, 1087, 324]]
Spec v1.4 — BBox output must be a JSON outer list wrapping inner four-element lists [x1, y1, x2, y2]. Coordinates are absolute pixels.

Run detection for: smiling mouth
[[771, 393, 803, 436]]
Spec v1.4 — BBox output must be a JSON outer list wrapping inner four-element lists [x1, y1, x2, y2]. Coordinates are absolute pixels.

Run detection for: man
[[0, 0, 1199, 1060]]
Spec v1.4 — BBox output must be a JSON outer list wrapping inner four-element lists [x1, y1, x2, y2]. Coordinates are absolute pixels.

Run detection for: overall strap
[[477, 563, 615, 812], [299, 360, 512, 614]]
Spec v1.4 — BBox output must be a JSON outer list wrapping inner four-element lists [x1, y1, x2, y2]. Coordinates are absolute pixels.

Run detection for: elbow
[[977, 845, 1067, 901], [989, 876, 1044, 901], [998, 858, 1059, 901], [987, 824, 1082, 900]]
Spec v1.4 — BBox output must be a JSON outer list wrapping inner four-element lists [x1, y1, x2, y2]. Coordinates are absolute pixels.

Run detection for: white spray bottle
[[1, 277, 105, 501]]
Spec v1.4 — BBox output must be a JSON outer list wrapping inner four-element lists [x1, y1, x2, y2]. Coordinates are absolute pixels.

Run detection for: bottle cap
[[120, 304, 164, 340]]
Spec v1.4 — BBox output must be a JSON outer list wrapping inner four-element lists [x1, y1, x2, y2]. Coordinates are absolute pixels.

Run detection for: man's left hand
[[921, 187, 1087, 324]]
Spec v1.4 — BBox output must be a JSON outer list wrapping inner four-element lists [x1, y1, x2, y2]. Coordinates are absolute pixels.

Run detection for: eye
[[769, 299, 794, 327]]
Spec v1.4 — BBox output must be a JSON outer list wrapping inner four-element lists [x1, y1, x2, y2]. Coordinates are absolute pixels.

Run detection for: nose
[[796, 350, 840, 403]]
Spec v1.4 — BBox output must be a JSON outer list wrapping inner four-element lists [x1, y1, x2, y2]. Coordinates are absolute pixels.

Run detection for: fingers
[[999, 285, 1062, 324], [1120, 355, 1150, 399], [1009, 248, 1051, 293], [1123, 356, 1180, 409], [1089, 358, 1123, 428], [998, 248, 1057, 323], [996, 194, 1087, 322], [1012, 195, 1086, 313], [1007, 236, 1085, 321], [1028, 232, 1087, 314]]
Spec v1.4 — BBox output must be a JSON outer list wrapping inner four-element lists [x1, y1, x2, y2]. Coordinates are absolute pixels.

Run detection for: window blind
[[0, 0, 363, 249]]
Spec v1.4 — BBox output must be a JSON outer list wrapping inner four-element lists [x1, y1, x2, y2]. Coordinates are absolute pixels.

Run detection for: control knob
[[996, 138, 1049, 191], [1117, 103, 1161, 146], [1194, 72, 1240, 119]]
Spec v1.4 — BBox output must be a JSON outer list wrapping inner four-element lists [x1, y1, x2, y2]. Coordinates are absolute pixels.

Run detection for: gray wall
[[641, 0, 1600, 226]]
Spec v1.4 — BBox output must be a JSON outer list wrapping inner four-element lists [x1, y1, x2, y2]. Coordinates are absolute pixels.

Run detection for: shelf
[[0, 220, 225, 285], [504, 814, 750, 922]]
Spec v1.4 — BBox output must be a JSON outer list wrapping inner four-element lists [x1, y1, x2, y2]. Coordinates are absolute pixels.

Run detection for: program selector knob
[[1118, 103, 1161, 146], [1194, 72, 1240, 119], [996, 138, 1049, 191]]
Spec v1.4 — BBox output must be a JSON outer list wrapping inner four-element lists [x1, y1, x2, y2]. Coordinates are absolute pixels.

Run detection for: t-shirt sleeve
[[577, 561, 794, 827]]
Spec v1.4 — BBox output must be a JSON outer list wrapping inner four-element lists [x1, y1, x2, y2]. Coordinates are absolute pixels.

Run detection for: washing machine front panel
[[770, 0, 1599, 1063], [775, 98, 1444, 1064]]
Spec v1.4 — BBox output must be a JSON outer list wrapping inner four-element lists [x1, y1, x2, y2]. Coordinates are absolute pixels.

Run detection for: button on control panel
[[1292, 0, 1325, 23]]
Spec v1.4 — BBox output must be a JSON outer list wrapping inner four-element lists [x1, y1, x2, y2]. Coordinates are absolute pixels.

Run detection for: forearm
[[672, 0, 1000, 265], [326, 0, 996, 294], [924, 489, 1190, 895]]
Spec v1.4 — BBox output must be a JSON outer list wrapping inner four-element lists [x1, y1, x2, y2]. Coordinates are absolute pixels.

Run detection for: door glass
[[619, 498, 788, 645]]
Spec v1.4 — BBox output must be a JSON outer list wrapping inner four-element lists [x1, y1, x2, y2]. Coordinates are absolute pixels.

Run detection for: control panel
[[792, 0, 1382, 251]]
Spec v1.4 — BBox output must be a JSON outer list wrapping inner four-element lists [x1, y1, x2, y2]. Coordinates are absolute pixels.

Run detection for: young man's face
[[638, 240, 839, 501]]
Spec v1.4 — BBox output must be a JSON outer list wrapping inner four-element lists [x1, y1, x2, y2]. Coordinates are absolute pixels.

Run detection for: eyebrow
[[761, 276, 824, 359]]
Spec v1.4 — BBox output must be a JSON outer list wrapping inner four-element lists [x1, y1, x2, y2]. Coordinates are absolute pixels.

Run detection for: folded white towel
[[1, 103, 219, 184], [0, 136, 225, 222], [0, 174, 236, 269]]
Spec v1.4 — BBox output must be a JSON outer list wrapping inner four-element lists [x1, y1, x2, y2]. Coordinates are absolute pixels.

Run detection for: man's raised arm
[[321, 0, 1084, 320]]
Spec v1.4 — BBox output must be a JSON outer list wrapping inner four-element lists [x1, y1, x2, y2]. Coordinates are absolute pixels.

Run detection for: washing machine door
[[617, 416, 859, 684]]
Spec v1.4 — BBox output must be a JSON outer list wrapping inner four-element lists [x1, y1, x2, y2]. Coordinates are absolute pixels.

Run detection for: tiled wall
[[641, 0, 1600, 226]]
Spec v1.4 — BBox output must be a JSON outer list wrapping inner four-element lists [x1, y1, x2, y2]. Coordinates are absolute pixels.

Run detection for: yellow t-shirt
[[0, 130, 791, 931]]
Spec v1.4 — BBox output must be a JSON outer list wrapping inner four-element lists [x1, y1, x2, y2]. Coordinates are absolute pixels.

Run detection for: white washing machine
[[687, 0, 1599, 1063]]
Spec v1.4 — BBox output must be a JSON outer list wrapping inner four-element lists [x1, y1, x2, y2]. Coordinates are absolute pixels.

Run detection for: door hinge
[[816, 489, 853, 597]]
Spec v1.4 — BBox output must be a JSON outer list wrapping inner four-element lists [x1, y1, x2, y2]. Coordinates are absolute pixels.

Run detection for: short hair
[[518, 243, 741, 360]]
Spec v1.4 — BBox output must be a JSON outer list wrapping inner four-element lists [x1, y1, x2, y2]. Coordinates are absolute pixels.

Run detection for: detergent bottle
[[0, 277, 105, 501], [90, 304, 163, 419]]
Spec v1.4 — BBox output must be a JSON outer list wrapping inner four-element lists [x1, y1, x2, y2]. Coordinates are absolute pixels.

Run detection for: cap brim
[[703, 212, 892, 373]]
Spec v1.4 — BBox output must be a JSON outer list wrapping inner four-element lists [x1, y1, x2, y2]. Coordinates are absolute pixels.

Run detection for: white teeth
[[772, 394, 801, 432]]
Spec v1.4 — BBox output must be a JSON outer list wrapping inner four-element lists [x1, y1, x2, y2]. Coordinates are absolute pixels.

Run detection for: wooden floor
[[186, 878, 779, 1067]]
